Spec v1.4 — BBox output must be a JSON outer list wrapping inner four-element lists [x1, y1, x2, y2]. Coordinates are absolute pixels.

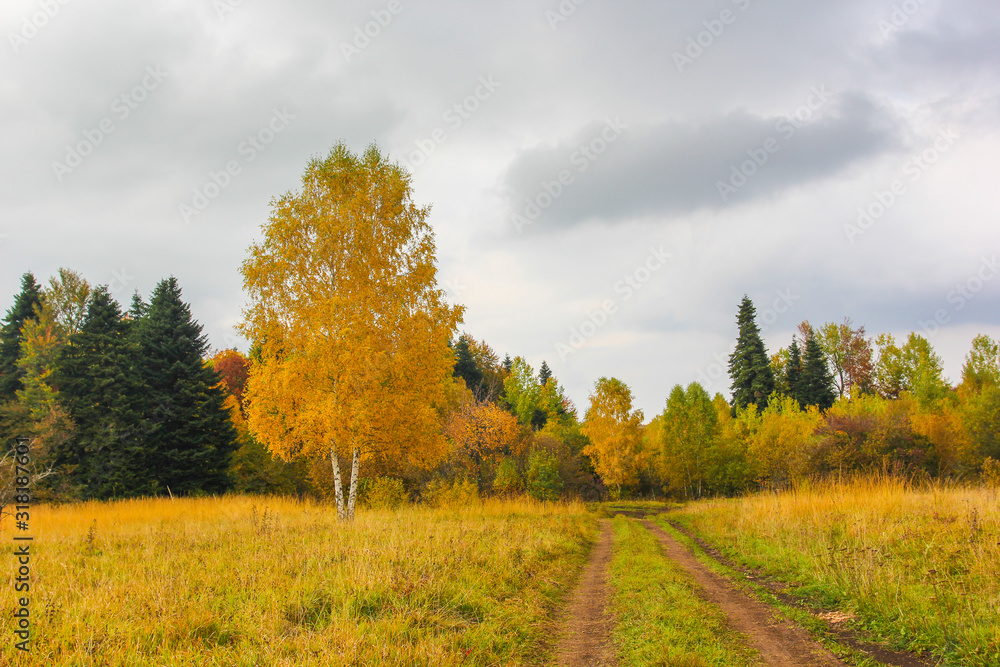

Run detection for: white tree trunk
[[330, 446, 346, 521], [346, 447, 360, 520]]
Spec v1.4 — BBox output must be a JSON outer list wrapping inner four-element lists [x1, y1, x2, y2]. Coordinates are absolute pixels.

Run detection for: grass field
[[0, 495, 596, 666], [670, 477, 1000, 667]]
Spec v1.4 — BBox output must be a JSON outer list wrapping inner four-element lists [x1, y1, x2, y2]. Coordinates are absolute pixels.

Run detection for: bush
[[359, 477, 408, 509], [493, 458, 523, 497], [422, 478, 479, 507], [526, 449, 563, 502]]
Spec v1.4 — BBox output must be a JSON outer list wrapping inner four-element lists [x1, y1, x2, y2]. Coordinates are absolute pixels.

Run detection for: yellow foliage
[[239, 144, 463, 478], [742, 394, 823, 488], [581, 377, 644, 498]]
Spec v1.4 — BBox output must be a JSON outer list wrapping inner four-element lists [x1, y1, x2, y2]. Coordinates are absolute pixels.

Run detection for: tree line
[[4, 142, 999, 510]]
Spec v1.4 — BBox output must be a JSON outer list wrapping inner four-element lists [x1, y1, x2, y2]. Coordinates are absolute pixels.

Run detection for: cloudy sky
[[2, 0, 998, 417]]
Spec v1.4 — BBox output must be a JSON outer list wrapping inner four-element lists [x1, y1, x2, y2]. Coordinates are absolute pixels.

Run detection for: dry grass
[[0, 495, 596, 666], [671, 477, 1000, 666]]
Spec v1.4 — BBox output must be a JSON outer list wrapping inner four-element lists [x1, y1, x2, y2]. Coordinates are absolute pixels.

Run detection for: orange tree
[[239, 143, 463, 520]]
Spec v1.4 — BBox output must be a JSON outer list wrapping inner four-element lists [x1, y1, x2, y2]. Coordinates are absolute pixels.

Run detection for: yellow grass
[[671, 477, 1000, 666], [1, 495, 596, 666]]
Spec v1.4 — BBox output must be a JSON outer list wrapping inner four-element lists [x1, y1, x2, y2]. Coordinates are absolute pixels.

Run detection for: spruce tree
[[55, 287, 149, 498], [0, 273, 43, 400], [539, 360, 553, 386], [728, 296, 775, 411], [133, 277, 237, 494], [800, 332, 836, 410], [786, 338, 804, 407], [452, 335, 484, 395]]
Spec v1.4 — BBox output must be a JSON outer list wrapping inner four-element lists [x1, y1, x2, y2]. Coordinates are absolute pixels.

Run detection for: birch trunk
[[346, 447, 360, 520], [330, 446, 346, 521]]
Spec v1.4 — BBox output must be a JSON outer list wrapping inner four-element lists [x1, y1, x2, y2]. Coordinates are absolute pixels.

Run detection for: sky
[[1, 0, 998, 418]]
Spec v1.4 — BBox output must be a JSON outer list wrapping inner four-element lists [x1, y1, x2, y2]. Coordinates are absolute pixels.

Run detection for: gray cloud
[[502, 92, 902, 231]]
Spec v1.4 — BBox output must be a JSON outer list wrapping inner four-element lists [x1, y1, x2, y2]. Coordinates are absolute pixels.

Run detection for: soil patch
[[553, 518, 616, 667]]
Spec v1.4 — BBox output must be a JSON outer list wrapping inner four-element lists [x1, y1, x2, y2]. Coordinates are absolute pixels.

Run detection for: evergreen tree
[[538, 360, 553, 385], [133, 277, 237, 494], [0, 273, 43, 400], [728, 296, 775, 411], [502, 354, 512, 374], [799, 332, 836, 410], [55, 287, 148, 498], [786, 338, 804, 407], [452, 335, 484, 396]]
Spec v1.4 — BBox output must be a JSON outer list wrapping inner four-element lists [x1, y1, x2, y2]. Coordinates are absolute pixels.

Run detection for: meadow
[[0, 495, 596, 666], [670, 477, 1000, 667]]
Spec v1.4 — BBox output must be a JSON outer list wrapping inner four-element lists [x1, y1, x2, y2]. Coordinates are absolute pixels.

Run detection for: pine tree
[[133, 277, 237, 495], [55, 287, 148, 498], [728, 296, 775, 411], [799, 332, 836, 410], [452, 335, 484, 396], [0, 273, 43, 400], [786, 338, 803, 407], [538, 361, 553, 385]]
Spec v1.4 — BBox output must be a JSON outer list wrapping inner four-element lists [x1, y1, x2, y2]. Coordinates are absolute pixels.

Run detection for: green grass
[[669, 478, 1000, 666], [608, 514, 762, 666]]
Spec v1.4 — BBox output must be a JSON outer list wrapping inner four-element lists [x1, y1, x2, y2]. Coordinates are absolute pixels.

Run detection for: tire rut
[[641, 519, 847, 667], [553, 518, 616, 667]]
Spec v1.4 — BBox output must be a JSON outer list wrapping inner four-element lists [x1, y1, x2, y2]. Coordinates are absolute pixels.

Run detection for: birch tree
[[239, 142, 463, 520]]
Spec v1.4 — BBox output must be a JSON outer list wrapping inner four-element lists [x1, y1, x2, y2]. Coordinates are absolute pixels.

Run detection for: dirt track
[[641, 519, 847, 666], [553, 518, 616, 666]]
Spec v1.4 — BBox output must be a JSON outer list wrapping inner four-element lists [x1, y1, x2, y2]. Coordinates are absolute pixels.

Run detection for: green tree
[[658, 382, 719, 498], [526, 449, 563, 501], [817, 318, 874, 397], [728, 296, 775, 411], [452, 334, 485, 397], [0, 273, 43, 400], [538, 361, 552, 385], [961, 335, 999, 392], [133, 277, 238, 495], [55, 287, 147, 498], [503, 356, 542, 428], [799, 331, 836, 410]]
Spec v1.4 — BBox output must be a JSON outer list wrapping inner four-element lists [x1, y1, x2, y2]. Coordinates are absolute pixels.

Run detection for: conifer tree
[[452, 335, 484, 396], [799, 332, 837, 410], [133, 277, 237, 495], [0, 273, 43, 400], [786, 338, 804, 406], [55, 287, 148, 498], [728, 296, 775, 411], [538, 361, 553, 386]]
